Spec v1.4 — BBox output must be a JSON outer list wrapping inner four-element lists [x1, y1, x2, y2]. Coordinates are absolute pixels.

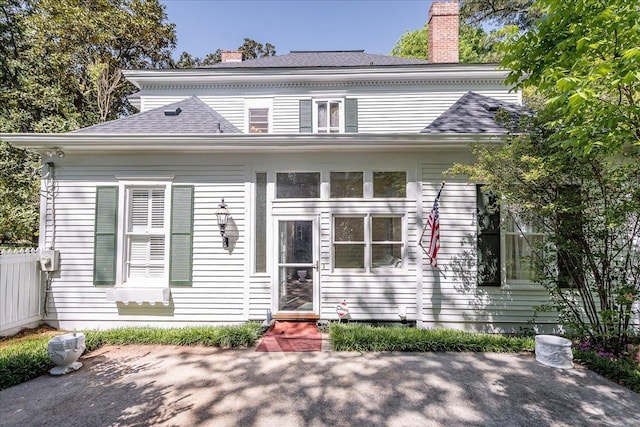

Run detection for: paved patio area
[[1, 345, 639, 426]]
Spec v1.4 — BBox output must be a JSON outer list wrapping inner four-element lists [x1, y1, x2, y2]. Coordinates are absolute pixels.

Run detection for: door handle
[[314, 260, 319, 270]]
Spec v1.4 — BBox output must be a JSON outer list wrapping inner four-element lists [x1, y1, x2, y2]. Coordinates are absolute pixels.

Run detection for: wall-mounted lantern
[[216, 199, 230, 249]]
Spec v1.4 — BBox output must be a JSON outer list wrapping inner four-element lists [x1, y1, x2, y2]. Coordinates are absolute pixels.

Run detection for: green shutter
[[345, 98, 358, 133], [299, 100, 312, 133], [169, 186, 194, 286], [93, 186, 118, 285], [476, 185, 501, 286]]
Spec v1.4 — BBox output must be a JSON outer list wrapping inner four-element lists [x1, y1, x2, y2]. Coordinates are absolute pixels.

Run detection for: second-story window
[[315, 100, 343, 133], [249, 108, 269, 133], [299, 98, 357, 133]]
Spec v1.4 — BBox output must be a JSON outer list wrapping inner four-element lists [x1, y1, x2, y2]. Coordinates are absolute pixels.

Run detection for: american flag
[[426, 190, 442, 267]]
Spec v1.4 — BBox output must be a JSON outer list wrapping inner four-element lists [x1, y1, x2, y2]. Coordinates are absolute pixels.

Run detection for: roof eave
[[123, 64, 509, 88], [2, 133, 506, 154]]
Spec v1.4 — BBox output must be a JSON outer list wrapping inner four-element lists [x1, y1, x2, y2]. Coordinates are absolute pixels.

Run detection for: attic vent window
[[482, 103, 499, 112], [164, 107, 182, 116]]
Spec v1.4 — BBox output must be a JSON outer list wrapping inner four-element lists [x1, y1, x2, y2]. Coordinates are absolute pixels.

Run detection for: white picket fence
[[0, 248, 43, 336]]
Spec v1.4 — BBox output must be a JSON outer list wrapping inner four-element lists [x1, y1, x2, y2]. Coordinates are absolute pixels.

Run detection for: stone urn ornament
[[48, 332, 86, 375]]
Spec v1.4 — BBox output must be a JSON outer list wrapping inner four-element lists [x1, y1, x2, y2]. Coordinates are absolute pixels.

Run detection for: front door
[[275, 218, 318, 315]]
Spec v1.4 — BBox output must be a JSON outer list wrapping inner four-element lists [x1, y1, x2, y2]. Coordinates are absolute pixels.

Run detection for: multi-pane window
[[249, 108, 269, 133], [373, 172, 406, 197], [476, 185, 545, 286], [315, 100, 342, 133], [330, 172, 363, 198], [333, 215, 403, 271], [126, 187, 167, 282]]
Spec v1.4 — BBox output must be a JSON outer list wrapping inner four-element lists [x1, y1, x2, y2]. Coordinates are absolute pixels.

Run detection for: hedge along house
[[2, 2, 561, 332]]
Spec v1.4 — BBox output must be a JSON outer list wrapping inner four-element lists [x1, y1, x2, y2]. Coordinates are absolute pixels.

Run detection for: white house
[[2, 3, 561, 332]]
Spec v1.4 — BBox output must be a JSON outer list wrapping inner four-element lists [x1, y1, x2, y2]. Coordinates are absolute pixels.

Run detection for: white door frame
[[271, 215, 320, 315]]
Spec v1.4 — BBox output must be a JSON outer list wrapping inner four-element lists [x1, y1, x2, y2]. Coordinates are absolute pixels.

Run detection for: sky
[[161, 0, 435, 59]]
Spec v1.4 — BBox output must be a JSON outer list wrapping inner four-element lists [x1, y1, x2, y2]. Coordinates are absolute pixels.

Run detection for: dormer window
[[245, 99, 273, 133], [249, 108, 269, 133]]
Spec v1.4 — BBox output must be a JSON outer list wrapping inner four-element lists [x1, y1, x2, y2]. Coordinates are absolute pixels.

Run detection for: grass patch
[[0, 323, 262, 390], [330, 323, 535, 352], [0, 335, 53, 390]]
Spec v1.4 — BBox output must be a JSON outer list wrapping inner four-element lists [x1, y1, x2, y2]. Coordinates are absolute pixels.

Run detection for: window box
[[106, 287, 171, 305]]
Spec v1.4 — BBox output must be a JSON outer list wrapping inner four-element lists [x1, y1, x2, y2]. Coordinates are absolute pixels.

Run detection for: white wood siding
[[138, 83, 519, 135], [42, 149, 565, 331], [41, 156, 246, 329], [421, 155, 560, 333], [357, 89, 520, 133]]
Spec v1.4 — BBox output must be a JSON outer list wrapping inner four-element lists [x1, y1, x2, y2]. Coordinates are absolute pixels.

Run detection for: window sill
[[502, 282, 546, 291], [106, 287, 171, 305]]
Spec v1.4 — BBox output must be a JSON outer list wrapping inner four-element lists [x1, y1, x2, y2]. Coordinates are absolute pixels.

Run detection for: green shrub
[[1, 323, 263, 390], [329, 323, 535, 352], [573, 349, 640, 393]]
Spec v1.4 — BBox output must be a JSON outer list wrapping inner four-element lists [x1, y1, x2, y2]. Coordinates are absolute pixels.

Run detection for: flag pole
[[436, 180, 445, 199]]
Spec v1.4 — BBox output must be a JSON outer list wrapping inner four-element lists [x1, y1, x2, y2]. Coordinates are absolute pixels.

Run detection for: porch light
[[216, 199, 230, 249]]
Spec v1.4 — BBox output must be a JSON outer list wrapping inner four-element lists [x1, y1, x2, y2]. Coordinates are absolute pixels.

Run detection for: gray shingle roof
[[72, 97, 240, 134], [420, 92, 527, 134], [208, 50, 429, 68]]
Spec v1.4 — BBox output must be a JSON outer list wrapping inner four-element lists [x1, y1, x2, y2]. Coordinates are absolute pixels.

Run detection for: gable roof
[[72, 96, 240, 134], [420, 92, 526, 134], [207, 50, 429, 68]]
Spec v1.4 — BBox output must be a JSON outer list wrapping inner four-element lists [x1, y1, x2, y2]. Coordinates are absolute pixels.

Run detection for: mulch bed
[[0, 324, 60, 344]]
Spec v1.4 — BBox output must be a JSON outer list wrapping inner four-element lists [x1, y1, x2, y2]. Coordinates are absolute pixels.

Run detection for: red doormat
[[255, 321, 322, 352]]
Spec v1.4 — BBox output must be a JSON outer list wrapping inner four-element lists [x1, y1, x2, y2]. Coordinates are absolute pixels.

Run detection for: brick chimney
[[428, 1, 459, 63], [221, 50, 243, 63]]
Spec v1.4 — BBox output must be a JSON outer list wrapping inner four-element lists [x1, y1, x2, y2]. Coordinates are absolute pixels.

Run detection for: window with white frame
[[276, 172, 320, 198], [333, 215, 404, 271], [504, 214, 545, 282], [334, 217, 365, 269], [93, 183, 194, 288], [125, 186, 169, 283], [330, 171, 363, 198], [373, 172, 406, 198], [476, 185, 545, 286], [371, 216, 403, 268], [246, 99, 272, 133], [315, 100, 343, 133], [248, 108, 269, 133]]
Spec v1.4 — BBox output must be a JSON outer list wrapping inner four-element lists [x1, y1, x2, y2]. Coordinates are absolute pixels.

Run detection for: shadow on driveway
[[1, 345, 638, 426]]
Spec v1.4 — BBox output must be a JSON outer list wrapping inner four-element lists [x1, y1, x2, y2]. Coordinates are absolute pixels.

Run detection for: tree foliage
[[0, 141, 40, 244], [1, 0, 176, 132], [502, 0, 640, 156], [173, 50, 222, 68], [174, 38, 276, 68], [391, 23, 502, 63], [0, 0, 176, 244], [452, 0, 640, 351], [238, 38, 276, 60], [460, 0, 540, 29]]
